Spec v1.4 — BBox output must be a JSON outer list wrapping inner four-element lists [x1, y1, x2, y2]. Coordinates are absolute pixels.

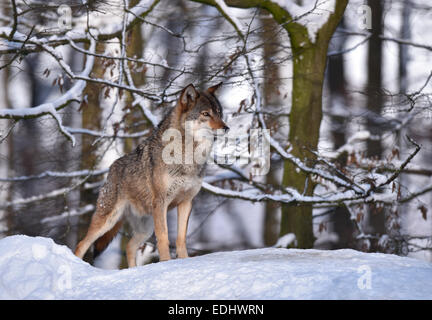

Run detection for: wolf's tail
[[93, 219, 124, 258]]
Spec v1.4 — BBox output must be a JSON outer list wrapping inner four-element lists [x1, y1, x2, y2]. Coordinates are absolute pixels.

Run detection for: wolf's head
[[177, 83, 229, 135]]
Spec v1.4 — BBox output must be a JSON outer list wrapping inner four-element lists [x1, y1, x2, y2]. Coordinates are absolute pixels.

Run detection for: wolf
[[75, 83, 229, 267]]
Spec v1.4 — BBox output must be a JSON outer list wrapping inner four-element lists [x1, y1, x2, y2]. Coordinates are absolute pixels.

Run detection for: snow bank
[[1, 235, 432, 299]]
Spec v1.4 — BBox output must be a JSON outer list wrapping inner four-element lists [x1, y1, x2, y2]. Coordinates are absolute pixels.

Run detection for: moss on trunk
[[79, 42, 106, 263], [276, 1, 349, 248], [280, 28, 328, 248]]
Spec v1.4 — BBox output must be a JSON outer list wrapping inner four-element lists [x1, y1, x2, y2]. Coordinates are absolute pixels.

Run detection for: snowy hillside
[[1, 235, 432, 299]]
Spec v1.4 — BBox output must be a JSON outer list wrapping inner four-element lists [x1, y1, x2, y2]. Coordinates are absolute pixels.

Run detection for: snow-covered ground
[[1, 235, 432, 300]]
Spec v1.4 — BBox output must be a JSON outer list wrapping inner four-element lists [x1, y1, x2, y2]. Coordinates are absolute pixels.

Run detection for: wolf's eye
[[202, 112, 211, 117]]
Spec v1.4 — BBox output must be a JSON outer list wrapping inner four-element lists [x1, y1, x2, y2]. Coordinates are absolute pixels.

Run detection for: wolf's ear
[[180, 83, 199, 112], [207, 82, 223, 95]]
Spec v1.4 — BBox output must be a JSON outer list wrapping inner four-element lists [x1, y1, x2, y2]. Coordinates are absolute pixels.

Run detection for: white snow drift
[[1, 235, 432, 299]]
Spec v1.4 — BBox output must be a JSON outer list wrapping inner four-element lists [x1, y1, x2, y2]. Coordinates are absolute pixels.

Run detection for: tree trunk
[[399, 0, 411, 94], [124, 0, 147, 154], [120, 0, 147, 268], [366, 0, 383, 158], [1, 63, 13, 237], [326, 18, 355, 248], [366, 0, 385, 237], [280, 36, 328, 248], [395, 0, 411, 254], [10, 56, 44, 236], [261, 11, 283, 246], [79, 42, 106, 263], [280, 2, 348, 248], [328, 17, 347, 150]]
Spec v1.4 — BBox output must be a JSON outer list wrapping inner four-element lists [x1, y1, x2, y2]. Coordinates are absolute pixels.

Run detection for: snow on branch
[[41, 205, 95, 224], [65, 127, 151, 139], [0, 38, 97, 146], [202, 181, 364, 205], [67, 39, 184, 74], [0, 0, 161, 54], [39, 39, 160, 102], [272, 0, 336, 42], [0, 0, 163, 144], [201, 135, 422, 207], [201, 31, 423, 209], [0, 176, 101, 209], [251, 80, 366, 195], [0, 168, 108, 182], [214, 0, 245, 40], [1, 185, 74, 209]]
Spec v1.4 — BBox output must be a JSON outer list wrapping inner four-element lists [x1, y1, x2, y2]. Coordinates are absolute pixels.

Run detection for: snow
[[274, 233, 297, 248], [1, 235, 432, 299], [271, 0, 336, 43], [215, 0, 244, 35], [0, 39, 96, 146]]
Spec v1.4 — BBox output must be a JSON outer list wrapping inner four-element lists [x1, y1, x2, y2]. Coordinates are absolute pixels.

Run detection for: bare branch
[[0, 38, 97, 145], [8, 0, 18, 41]]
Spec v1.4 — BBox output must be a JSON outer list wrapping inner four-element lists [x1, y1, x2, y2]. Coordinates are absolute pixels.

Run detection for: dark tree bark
[[399, 0, 411, 94], [261, 12, 282, 246], [326, 17, 355, 248], [366, 0, 386, 236], [120, 0, 149, 268], [1, 63, 13, 237], [79, 42, 106, 263], [279, 1, 349, 248], [328, 18, 347, 150], [366, 0, 384, 158]]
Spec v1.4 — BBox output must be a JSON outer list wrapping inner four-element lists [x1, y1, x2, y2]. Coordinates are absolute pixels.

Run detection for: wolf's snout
[[223, 125, 230, 133]]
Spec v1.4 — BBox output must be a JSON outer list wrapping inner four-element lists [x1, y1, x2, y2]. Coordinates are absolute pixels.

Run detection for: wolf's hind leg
[[75, 203, 124, 259], [126, 232, 151, 267]]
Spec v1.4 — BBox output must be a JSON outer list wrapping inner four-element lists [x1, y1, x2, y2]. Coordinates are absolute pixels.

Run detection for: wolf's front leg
[[176, 200, 192, 258], [153, 204, 171, 261]]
